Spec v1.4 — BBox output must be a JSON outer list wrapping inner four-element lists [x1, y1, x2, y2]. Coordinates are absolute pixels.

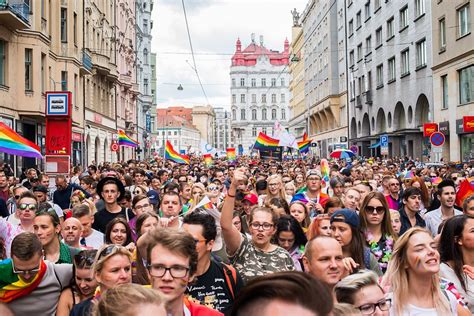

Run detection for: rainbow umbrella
[[329, 149, 355, 159]]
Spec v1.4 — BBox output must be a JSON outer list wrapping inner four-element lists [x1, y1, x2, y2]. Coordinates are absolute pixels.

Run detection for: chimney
[[260, 35, 264, 46]]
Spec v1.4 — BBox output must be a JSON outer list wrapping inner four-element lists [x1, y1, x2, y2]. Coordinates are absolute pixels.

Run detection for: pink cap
[[243, 194, 258, 205]]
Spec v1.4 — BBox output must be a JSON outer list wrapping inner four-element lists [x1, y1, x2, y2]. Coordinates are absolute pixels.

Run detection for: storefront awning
[[368, 142, 381, 149]]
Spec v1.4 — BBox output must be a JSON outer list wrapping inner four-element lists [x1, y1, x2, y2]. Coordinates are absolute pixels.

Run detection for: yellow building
[[0, 0, 86, 171], [288, 12, 306, 139], [192, 105, 216, 146]]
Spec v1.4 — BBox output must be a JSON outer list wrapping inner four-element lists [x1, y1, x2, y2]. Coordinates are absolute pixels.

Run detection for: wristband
[[227, 192, 236, 198]]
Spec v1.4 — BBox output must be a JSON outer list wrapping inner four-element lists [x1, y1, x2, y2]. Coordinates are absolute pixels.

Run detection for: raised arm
[[220, 168, 246, 256]]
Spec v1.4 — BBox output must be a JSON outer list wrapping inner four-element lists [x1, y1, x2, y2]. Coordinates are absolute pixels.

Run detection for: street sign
[[350, 145, 358, 154], [430, 132, 445, 147], [111, 142, 119, 152], [381, 146, 389, 155], [432, 147, 443, 153], [380, 135, 388, 147]]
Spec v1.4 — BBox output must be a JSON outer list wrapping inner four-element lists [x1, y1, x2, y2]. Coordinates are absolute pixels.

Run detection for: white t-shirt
[[84, 229, 105, 249], [388, 291, 458, 316]]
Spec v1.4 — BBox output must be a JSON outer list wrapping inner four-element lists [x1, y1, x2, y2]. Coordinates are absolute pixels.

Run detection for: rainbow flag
[[254, 132, 280, 151], [226, 148, 236, 162], [0, 259, 47, 302], [118, 130, 138, 148], [297, 133, 312, 154], [456, 178, 474, 208], [0, 123, 42, 159], [203, 154, 213, 167], [165, 141, 189, 164], [320, 158, 329, 182]]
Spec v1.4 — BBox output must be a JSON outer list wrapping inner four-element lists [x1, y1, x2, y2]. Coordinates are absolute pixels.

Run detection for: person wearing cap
[[183, 211, 244, 314], [294, 170, 329, 217], [330, 209, 382, 277], [33, 185, 64, 223], [92, 177, 134, 234], [240, 193, 258, 235]]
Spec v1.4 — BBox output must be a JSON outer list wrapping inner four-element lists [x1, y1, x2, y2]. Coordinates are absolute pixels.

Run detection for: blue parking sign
[[380, 135, 388, 147]]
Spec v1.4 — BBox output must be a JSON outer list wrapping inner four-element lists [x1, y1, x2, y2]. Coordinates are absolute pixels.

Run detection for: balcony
[[364, 90, 373, 105], [0, 0, 30, 30], [107, 62, 118, 81], [119, 73, 132, 89], [356, 95, 362, 108], [80, 49, 93, 75], [90, 51, 111, 75]]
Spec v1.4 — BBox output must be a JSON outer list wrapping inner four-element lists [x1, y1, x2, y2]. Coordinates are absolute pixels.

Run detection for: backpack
[[221, 262, 238, 300]]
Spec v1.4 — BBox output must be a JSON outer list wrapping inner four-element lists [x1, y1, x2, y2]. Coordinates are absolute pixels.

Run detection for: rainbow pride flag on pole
[[165, 141, 190, 164], [253, 132, 280, 151], [0, 122, 42, 159], [226, 148, 236, 162], [297, 133, 312, 154], [118, 130, 138, 148], [203, 154, 213, 167]]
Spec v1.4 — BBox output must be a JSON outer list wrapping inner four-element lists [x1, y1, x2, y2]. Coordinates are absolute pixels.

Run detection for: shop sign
[[463, 116, 474, 133], [423, 123, 438, 137], [439, 121, 449, 136], [72, 133, 82, 142]]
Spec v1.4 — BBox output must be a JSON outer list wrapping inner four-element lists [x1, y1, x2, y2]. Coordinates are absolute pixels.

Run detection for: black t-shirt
[[92, 206, 135, 233], [186, 260, 244, 315]]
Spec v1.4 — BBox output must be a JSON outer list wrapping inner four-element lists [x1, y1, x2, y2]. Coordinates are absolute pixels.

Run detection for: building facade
[[230, 35, 290, 152], [301, 0, 348, 157], [135, 0, 154, 160], [192, 105, 216, 147], [346, 0, 433, 158], [214, 107, 231, 150], [83, 0, 118, 165], [431, 1, 473, 162], [0, 0, 86, 172], [288, 11, 306, 139]]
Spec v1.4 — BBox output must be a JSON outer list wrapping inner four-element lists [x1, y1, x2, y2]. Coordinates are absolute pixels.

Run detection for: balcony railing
[[0, 0, 30, 29]]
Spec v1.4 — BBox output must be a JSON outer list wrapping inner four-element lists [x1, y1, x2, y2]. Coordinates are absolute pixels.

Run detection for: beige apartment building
[[192, 105, 216, 146], [0, 0, 86, 171], [431, 1, 473, 162], [288, 10, 306, 139]]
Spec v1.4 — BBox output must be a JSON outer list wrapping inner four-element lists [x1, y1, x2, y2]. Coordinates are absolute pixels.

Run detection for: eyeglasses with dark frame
[[357, 298, 392, 315], [250, 222, 274, 231], [12, 260, 40, 275], [147, 264, 190, 278], [365, 206, 386, 215]]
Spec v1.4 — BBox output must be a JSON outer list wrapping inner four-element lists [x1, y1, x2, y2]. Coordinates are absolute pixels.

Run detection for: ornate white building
[[230, 35, 290, 152]]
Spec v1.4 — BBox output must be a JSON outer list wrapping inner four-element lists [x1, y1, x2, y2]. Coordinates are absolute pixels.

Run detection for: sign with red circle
[[111, 142, 119, 152], [430, 132, 445, 147]]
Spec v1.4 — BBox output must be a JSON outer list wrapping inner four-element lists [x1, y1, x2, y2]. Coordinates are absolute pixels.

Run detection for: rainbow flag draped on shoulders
[[297, 133, 312, 154], [0, 259, 47, 302], [118, 130, 138, 148], [0, 122, 42, 159], [165, 141, 190, 164], [254, 132, 279, 151]]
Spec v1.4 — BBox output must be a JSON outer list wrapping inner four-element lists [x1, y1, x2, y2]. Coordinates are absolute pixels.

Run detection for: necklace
[[366, 231, 394, 270]]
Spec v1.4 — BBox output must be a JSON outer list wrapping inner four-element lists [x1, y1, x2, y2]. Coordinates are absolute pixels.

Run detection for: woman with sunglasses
[[57, 249, 98, 316], [221, 168, 294, 283], [359, 192, 397, 273], [382, 227, 464, 315], [33, 203, 78, 264], [70, 244, 133, 316]]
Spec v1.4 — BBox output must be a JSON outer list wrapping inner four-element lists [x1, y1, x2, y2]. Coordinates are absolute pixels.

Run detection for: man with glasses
[[146, 228, 223, 315], [183, 211, 243, 314], [1, 191, 38, 258], [5, 185, 28, 224], [385, 177, 401, 211], [1, 232, 72, 315], [297, 170, 328, 216]]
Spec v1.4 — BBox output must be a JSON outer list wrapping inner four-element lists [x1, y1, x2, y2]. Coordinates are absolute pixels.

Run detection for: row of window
[[441, 66, 474, 108], [438, 4, 470, 52], [232, 93, 286, 104], [231, 108, 286, 121], [231, 77, 286, 87]]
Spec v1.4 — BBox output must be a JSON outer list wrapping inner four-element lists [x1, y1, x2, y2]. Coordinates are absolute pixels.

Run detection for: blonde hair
[[382, 227, 451, 315], [93, 283, 164, 316], [335, 270, 382, 305], [332, 303, 360, 316], [93, 245, 132, 274], [265, 175, 287, 201], [389, 209, 400, 219]]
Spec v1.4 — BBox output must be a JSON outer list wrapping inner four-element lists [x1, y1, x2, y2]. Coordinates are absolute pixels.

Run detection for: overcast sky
[[150, 0, 308, 110]]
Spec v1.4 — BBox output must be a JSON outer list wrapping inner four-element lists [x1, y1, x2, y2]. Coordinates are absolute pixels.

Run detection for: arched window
[[232, 109, 236, 120], [241, 109, 246, 120], [272, 109, 277, 120], [281, 109, 286, 120], [252, 109, 257, 120], [262, 108, 267, 120]]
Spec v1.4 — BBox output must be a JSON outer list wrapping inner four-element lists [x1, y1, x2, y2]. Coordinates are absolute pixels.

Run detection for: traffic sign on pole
[[430, 132, 445, 147]]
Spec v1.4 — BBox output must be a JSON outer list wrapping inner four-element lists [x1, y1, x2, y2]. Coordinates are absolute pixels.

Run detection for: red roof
[[231, 38, 289, 67]]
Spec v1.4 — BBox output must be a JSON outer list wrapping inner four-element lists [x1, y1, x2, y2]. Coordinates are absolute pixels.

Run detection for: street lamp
[[177, 84, 183, 91]]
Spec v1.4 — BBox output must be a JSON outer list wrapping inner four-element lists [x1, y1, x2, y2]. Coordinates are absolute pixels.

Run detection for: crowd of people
[[0, 156, 473, 315]]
